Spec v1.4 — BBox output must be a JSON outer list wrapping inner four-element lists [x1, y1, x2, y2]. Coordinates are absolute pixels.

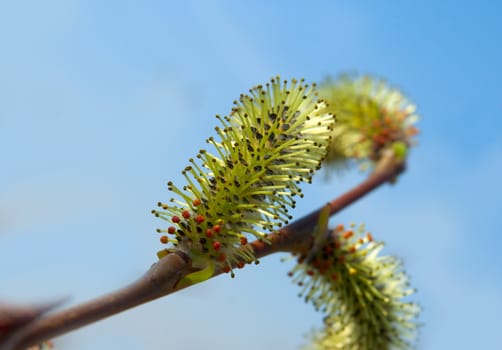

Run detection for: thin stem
[[2, 252, 192, 350], [0, 301, 64, 338], [3, 158, 404, 350], [251, 157, 405, 257]]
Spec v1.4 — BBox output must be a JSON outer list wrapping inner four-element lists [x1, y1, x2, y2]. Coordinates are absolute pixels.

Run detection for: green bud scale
[[153, 76, 334, 276]]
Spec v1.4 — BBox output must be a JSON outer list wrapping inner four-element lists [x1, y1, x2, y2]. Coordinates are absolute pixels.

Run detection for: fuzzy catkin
[[153, 77, 335, 275], [319, 75, 419, 172], [289, 224, 419, 349]]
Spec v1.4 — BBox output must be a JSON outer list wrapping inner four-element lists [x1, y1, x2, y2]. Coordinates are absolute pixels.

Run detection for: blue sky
[[1, 1, 501, 349]]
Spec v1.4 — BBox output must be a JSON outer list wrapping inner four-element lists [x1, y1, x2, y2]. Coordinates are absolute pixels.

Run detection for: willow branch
[[1, 252, 192, 350], [251, 156, 405, 257], [2, 157, 404, 350]]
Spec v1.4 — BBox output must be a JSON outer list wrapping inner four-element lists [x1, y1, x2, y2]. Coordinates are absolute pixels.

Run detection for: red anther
[[367, 232, 373, 242], [167, 226, 176, 234], [287, 271, 293, 277], [223, 265, 231, 273], [195, 214, 205, 224], [338, 255, 345, 263], [331, 273, 338, 281], [160, 236, 169, 244], [213, 224, 221, 233], [240, 236, 248, 245], [335, 241, 341, 249], [335, 224, 345, 233], [373, 135, 386, 145], [396, 111, 407, 121], [389, 123, 400, 133], [213, 241, 221, 251], [349, 246, 356, 254], [172, 216, 181, 223], [343, 230, 354, 239], [182, 210, 191, 219], [205, 229, 213, 238], [192, 198, 201, 206], [217, 253, 226, 262], [407, 126, 419, 136], [307, 270, 314, 276], [359, 238, 364, 244], [237, 261, 245, 269]]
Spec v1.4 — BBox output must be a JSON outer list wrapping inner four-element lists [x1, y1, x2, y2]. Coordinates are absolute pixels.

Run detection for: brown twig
[[1, 252, 192, 350], [0, 301, 64, 339], [251, 156, 405, 258], [2, 157, 404, 350]]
